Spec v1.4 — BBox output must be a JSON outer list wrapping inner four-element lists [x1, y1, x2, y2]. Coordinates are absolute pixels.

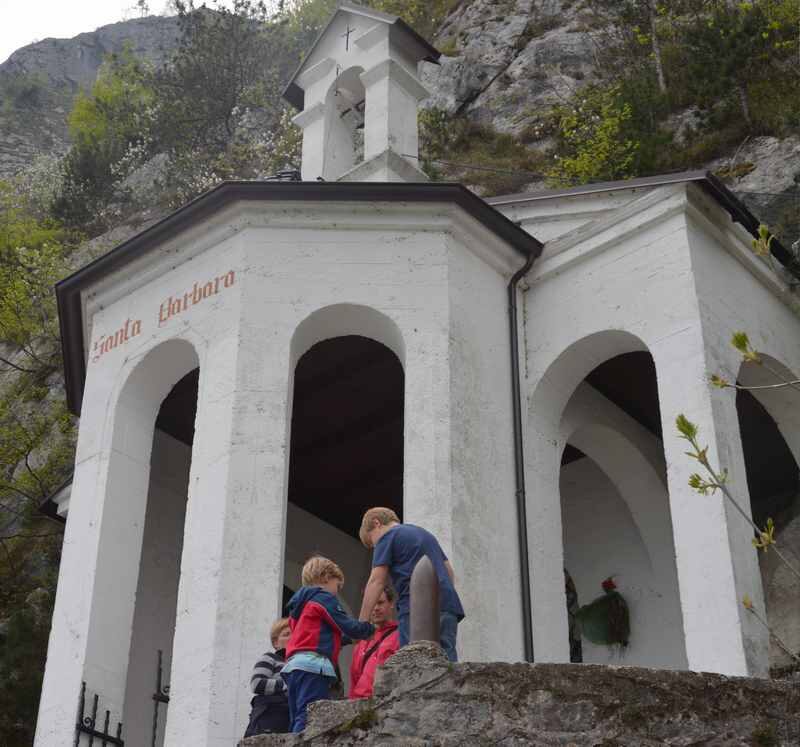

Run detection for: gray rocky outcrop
[[421, 0, 596, 135], [241, 642, 800, 746], [0, 15, 181, 177]]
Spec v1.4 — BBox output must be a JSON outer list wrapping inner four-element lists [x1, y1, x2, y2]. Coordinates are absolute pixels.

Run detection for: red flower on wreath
[[601, 577, 617, 592]]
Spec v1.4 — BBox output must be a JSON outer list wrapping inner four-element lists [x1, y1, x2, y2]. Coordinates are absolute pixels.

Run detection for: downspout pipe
[[508, 247, 540, 663]]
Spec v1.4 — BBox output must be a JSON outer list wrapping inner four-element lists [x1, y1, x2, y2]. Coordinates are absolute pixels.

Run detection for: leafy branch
[[676, 414, 800, 584]]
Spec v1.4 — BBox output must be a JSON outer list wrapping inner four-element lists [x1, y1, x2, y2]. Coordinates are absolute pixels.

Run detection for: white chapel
[[35, 4, 800, 746]]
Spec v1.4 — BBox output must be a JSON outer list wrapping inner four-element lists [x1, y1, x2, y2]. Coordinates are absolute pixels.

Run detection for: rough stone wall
[[242, 643, 800, 747]]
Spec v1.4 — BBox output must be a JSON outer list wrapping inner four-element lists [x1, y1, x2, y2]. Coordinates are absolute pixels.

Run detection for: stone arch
[[110, 337, 201, 447], [84, 337, 200, 745], [529, 329, 649, 427], [291, 302, 405, 370], [560, 412, 687, 668], [734, 353, 800, 668], [524, 329, 662, 663], [285, 305, 405, 648], [322, 66, 366, 180], [737, 353, 800, 465]]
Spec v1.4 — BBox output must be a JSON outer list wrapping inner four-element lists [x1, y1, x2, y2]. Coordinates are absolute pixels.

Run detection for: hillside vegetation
[[0, 0, 798, 742]]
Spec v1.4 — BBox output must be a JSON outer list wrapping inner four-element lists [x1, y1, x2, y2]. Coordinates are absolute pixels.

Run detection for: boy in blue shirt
[[357, 507, 464, 661]]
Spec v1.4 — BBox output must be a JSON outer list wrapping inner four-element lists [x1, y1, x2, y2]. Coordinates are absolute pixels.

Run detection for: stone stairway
[[241, 642, 800, 746]]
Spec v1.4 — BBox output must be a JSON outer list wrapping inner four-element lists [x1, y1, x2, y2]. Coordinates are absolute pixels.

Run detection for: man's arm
[[359, 565, 389, 622], [444, 559, 456, 585]]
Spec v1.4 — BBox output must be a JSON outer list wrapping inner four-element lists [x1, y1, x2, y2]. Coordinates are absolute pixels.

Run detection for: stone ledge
[[241, 643, 800, 746]]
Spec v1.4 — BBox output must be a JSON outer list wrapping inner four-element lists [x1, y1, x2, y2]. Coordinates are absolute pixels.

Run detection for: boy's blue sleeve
[[372, 534, 393, 568], [322, 595, 374, 640]]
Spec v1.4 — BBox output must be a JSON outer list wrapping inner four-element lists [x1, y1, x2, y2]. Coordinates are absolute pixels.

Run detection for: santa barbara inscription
[[89, 269, 236, 365]]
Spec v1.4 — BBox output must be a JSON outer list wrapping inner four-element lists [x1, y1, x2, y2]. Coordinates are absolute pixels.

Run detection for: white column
[[293, 103, 326, 182], [523, 415, 571, 663], [164, 327, 289, 747], [654, 328, 768, 676], [34, 340, 199, 746], [361, 60, 428, 163]]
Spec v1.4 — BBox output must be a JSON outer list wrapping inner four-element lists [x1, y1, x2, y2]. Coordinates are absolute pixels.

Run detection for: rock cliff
[[0, 15, 181, 176]]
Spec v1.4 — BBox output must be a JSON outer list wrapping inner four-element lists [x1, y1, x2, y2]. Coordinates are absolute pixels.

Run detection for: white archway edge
[[36, 337, 200, 746], [524, 330, 651, 663], [737, 354, 800, 467], [561, 384, 687, 668], [291, 303, 406, 369]]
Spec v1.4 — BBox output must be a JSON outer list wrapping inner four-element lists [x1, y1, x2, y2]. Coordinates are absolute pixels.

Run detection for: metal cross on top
[[341, 23, 356, 51]]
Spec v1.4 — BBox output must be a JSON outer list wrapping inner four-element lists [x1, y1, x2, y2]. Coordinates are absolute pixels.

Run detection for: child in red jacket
[[349, 586, 399, 699], [282, 556, 374, 732]]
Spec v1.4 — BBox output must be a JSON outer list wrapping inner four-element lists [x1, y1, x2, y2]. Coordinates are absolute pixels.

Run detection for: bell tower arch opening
[[323, 66, 366, 180]]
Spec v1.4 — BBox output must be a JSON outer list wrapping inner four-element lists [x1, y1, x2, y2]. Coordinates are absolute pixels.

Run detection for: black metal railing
[[151, 650, 171, 747], [74, 682, 124, 746]]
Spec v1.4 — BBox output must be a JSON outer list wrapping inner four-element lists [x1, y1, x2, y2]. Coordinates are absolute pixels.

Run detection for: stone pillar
[[293, 103, 326, 182], [523, 420, 571, 663], [34, 340, 199, 747], [163, 328, 289, 747], [654, 327, 768, 676], [360, 60, 428, 164]]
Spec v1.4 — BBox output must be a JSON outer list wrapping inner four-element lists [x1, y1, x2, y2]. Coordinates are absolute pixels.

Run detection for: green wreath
[[574, 577, 630, 648]]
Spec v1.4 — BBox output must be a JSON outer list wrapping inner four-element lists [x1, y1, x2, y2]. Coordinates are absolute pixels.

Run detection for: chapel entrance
[[559, 351, 686, 668], [735, 362, 800, 669], [283, 335, 404, 621], [122, 368, 199, 747]]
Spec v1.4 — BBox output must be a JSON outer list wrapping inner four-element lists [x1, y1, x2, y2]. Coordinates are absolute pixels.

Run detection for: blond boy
[[281, 556, 374, 732], [358, 508, 464, 661]]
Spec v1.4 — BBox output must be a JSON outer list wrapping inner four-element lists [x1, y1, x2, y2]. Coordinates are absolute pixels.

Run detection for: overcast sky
[[0, 1, 288, 64], [0, 1, 171, 64]]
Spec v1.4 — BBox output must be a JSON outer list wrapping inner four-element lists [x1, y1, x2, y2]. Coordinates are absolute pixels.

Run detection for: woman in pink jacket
[[349, 587, 399, 699]]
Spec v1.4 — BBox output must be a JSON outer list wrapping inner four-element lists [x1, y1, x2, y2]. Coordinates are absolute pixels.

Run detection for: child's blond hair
[[359, 507, 400, 547], [301, 555, 345, 587], [270, 617, 290, 647]]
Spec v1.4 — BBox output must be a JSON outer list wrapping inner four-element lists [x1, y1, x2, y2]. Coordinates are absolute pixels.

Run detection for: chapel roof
[[489, 170, 799, 278], [56, 180, 542, 416]]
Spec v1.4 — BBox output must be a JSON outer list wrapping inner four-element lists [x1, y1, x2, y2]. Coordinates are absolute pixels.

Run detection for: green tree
[[680, 0, 798, 128], [53, 50, 157, 228], [153, 0, 277, 153], [585, 0, 671, 94], [0, 181, 75, 746], [548, 85, 640, 186]]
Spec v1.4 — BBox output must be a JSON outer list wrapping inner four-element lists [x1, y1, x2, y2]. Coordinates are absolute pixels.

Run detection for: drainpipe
[[508, 249, 538, 663]]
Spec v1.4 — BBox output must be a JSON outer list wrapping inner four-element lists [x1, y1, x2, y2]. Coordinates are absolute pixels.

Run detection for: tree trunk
[[648, 0, 667, 95], [736, 81, 752, 127]]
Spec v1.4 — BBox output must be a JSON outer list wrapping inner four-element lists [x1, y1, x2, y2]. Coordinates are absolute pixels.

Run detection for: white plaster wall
[[520, 183, 783, 676], [562, 457, 670, 666], [123, 430, 191, 747], [491, 189, 646, 244], [683, 195, 800, 672], [37, 197, 529, 746], [445, 234, 524, 661], [36, 224, 244, 746]]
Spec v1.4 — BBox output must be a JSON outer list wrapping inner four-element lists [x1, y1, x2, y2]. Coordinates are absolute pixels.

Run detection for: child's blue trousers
[[283, 670, 331, 733]]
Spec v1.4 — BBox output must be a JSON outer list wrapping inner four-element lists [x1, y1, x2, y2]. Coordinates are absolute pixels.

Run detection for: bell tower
[[283, 3, 440, 182]]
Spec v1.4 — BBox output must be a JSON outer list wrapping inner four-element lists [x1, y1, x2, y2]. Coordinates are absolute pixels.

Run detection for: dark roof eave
[[57, 181, 542, 416]]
